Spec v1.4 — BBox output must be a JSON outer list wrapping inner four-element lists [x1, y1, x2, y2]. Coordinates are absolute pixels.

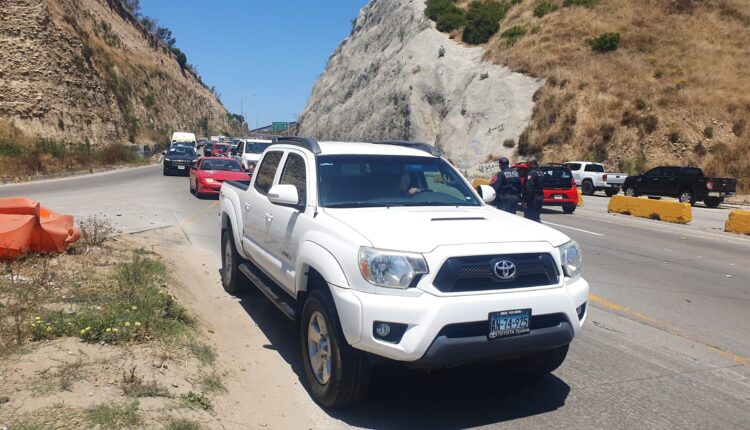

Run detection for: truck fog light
[[576, 303, 587, 321], [375, 323, 391, 337], [372, 321, 408, 343]]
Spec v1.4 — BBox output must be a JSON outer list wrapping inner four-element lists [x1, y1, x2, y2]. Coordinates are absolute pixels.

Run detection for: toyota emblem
[[493, 260, 517, 281]]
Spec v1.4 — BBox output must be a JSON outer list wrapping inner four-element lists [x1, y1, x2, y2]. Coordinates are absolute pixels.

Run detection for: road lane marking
[[590, 294, 749, 367], [543, 221, 604, 236]]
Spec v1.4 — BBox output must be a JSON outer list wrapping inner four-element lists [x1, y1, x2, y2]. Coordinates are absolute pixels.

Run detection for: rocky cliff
[[299, 0, 542, 172], [0, 0, 242, 147]]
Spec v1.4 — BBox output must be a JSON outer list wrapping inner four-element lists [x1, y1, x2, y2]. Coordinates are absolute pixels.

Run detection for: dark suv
[[621, 166, 736, 207]]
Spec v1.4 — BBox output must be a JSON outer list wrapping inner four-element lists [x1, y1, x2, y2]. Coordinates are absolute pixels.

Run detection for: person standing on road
[[523, 159, 544, 223], [492, 157, 521, 214]]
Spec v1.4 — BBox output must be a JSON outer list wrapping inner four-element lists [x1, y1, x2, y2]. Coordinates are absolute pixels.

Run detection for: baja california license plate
[[554, 195, 563, 200], [177, 166, 185, 170], [488, 309, 531, 340]]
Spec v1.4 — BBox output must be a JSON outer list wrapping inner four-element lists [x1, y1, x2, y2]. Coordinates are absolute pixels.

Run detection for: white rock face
[[299, 0, 542, 170]]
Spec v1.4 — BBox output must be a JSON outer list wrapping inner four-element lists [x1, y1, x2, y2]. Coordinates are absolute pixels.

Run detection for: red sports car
[[189, 157, 249, 197]]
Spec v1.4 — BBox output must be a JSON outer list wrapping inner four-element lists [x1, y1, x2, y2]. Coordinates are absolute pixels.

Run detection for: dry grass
[[479, 0, 750, 189]]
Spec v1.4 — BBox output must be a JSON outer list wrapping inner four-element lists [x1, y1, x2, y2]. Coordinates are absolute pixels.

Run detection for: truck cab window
[[279, 153, 307, 205], [254, 151, 283, 196]]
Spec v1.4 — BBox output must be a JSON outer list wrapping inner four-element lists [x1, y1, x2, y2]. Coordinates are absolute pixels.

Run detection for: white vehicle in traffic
[[234, 138, 272, 173], [171, 131, 197, 148], [564, 161, 627, 196], [220, 138, 589, 407]]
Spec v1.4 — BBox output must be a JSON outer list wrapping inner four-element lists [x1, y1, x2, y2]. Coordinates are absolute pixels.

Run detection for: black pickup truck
[[621, 166, 736, 207]]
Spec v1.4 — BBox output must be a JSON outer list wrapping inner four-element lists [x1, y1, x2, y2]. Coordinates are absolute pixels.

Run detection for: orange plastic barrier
[[0, 198, 82, 260]]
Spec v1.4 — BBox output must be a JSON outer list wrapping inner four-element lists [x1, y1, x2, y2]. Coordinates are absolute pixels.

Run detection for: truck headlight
[[558, 240, 582, 279], [358, 247, 428, 289], [164, 158, 172, 162]]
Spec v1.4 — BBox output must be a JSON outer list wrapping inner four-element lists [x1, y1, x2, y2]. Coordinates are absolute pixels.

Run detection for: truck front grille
[[432, 253, 559, 293]]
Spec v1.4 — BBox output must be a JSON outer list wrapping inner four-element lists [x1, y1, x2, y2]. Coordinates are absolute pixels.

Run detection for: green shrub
[[462, 1, 510, 44], [436, 10, 465, 32], [501, 25, 526, 45], [425, 0, 460, 21], [86, 401, 139, 429], [563, 0, 598, 6], [587, 32, 620, 52], [534, 2, 559, 18]]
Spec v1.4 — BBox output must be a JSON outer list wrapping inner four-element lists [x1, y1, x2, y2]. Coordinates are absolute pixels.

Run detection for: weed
[[181, 391, 212, 411], [479, 72, 490, 80], [732, 119, 746, 137], [86, 401, 139, 429], [634, 98, 648, 110], [668, 131, 680, 143], [79, 214, 116, 247], [166, 419, 204, 430], [189, 341, 216, 365], [564, 0, 598, 6], [438, 45, 446, 58], [503, 139, 516, 148], [201, 371, 226, 393], [501, 26, 526, 46]]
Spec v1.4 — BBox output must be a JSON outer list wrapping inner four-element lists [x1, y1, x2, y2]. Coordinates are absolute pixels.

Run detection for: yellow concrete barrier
[[577, 188, 584, 207], [724, 210, 750, 235], [472, 178, 491, 189], [607, 195, 692, 224]]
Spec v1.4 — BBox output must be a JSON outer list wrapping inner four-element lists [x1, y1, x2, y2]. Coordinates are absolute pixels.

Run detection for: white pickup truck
[[564, 161, 627, 196], [220, 138, 589, 407], [233, 138, 272, 173]]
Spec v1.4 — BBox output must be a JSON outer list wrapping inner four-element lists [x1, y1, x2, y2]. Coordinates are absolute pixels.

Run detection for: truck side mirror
[[477, 185, 496, 204], [162, 151, 167, 156], [268, 184, 300, 208]]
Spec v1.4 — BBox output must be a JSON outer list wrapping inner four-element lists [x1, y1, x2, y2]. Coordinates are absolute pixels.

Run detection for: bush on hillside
[[501, 25, 526, 45], [563, 0, 599, 6], [587, 32, 620, 52], [462, 1, 511, 44], [170, 47, 187, 69], [534, 2, 559, 18], [436, 10, 466, 32], [425, 0, 460, 21]]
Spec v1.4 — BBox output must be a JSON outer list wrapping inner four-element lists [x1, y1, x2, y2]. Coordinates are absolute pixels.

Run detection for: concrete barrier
[[724, 210, 750, 235], [577, 189, 584, 207], [607, 195, 692, 224], [472, 178, 491, 189]]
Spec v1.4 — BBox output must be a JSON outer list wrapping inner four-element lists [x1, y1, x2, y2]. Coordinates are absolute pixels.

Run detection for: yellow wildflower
[[131, 306, 138, 311], [46, 326, 53, 332], [79, 329, 86, 335], [134, 322, 141, 327], [112, 328, 119, 333], [124, 322, 131, 327], [31, 323, 36, 328], [35, 316, 42, 321], [106, 328, 112, 333]]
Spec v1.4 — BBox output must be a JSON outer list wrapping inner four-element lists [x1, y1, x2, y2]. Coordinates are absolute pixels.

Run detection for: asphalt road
[[2, 165, 749, 429]]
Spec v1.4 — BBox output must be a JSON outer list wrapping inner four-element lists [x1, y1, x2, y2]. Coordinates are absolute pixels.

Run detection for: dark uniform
[[523, 165, 545, 222], [493, 166, 521, 214]]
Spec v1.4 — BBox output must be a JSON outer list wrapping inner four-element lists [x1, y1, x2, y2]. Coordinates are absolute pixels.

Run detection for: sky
[[138, 0, 368, 129]]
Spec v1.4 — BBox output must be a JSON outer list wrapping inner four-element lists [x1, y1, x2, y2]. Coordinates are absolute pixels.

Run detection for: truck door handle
[[265, 212, 274, 222], [244, 202, 252, 211]]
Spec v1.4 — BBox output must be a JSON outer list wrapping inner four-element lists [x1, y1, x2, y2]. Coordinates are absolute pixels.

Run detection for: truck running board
[[238, 263, 296, 320]]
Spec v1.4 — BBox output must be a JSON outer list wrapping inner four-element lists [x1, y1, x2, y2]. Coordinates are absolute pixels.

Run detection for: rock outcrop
[[0, 0, 242, 146], [299, 0, 541, 170]]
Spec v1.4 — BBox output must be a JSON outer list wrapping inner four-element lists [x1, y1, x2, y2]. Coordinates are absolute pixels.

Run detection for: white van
[[171, 132, 197, 146]]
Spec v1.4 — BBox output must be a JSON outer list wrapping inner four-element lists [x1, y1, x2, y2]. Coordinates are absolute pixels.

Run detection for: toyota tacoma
[[219, 138, 589, 407]]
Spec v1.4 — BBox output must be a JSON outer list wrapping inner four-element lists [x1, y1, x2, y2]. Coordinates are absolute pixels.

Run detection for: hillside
[[0, 0, 244, 157], [301, 0, 749, 189]]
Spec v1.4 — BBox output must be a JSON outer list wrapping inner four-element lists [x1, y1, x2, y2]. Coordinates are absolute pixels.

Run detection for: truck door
[[266, 151, 311, 293], [640, 167, 663, 194], [242, 150, 284, 267], [659, 167, 680, 196]]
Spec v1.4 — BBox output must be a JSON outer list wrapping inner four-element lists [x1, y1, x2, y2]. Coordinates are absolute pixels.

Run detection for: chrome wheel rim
[[307, 311, 332, 385], [625, 188, 635, 196], [223, 239, 232, 285], [680, 192, 691, 203]]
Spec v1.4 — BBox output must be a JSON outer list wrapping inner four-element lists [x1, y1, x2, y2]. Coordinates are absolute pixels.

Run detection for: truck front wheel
[[704, 197, 722, 208], [300, 289, 371, 408]]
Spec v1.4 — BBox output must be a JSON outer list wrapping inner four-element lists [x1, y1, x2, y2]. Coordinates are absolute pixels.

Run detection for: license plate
[[177, 166, 185, 170], [554, 195, 563, 200], [708, 191, 720, 197], [489, 309, 531, 340]]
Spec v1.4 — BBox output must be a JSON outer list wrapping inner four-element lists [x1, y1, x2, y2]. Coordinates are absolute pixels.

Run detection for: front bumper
[[329, 276, 589, 365], [164, 163, 190, 175], [198, 181, 222, 194]]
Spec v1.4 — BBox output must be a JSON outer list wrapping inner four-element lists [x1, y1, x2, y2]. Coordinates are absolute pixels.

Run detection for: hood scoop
[[431, 217, 486, 222]]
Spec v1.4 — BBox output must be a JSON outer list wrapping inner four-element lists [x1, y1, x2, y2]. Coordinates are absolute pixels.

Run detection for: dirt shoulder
[[0, 232, 225, 430]]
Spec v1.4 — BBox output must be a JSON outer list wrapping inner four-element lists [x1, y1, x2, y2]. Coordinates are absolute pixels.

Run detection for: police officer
[[492, 157, 521, 214], [523, 159, 544, 223]]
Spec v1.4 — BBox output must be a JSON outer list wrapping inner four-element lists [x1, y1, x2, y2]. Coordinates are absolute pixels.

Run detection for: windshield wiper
[[324, 202, 391, 208]]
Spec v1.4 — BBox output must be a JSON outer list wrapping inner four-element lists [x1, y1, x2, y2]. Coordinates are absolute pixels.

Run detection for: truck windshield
[[317, 155, 481, 208], [246, 143, 271, 154]]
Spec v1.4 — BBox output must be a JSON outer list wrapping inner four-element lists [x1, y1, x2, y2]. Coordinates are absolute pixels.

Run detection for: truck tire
[[605, 188, 616, 197], [581, 180, 594, 196], [221, 229, 245, 295], [300, 289, 371, 408], [704, 197, 721, 208], [511, 344, 569, 376], [624, 186, 638, 197], [562, 204, 576, 214], [678, 189, 696, 206]]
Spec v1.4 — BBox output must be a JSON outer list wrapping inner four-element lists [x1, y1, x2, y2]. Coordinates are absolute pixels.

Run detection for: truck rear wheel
[[221, 229, 245, 295], [605, 188, 617, 197], [300, 289, 371, 408], [704, 197, 721, 208], [581, 181, 594, 196], [508, 344, 569, 376]]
